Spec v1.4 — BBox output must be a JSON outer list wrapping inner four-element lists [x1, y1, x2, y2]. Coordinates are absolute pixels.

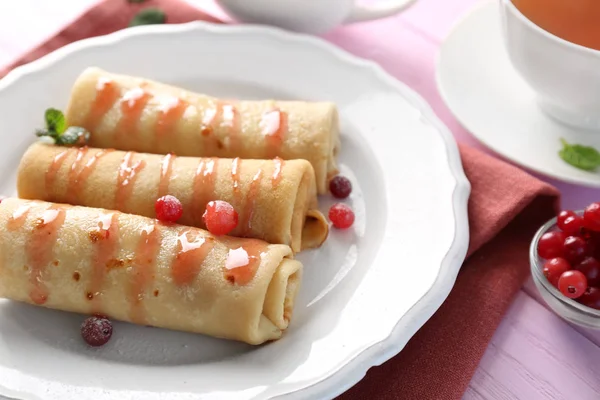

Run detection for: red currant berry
[[557, 210, 576, 229], [584, 202, 600, 231], [203, 200, 238, 235], [591, 230, 600, 246], [543, 257, 571, 287], [537, 231, 566, 259], [560, 215, 585, 236], [558, 270, 587, 299], [578, 287, 600, 310], [581, 229, 600, 258], [329, 203, 355, 229], [329, 176, 352, 199], [155, 195, 183, 222], [81, 316, 113, 347], [575, 257, 600, 287], [592, 233, 600, 257], [563, 235, 589, 264]]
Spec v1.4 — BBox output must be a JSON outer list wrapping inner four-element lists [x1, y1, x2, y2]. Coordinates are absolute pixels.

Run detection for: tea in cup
[[500, 0, 600, 130]]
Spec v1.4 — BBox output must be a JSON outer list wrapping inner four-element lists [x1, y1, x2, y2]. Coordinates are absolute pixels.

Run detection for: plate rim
[[0, 20, 471, 400]]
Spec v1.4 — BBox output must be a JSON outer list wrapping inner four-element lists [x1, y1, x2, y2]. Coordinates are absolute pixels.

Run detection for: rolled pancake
[[65, 67, 340, 194], [0, 198, 302, 344], [17, 143, 329, 253]]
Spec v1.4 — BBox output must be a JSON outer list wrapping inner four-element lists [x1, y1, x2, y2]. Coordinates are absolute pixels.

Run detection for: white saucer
[[437, 1, 600, 187]]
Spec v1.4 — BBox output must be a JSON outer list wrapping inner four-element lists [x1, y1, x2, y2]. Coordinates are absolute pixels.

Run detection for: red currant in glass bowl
[[531, 208, 600, 328]]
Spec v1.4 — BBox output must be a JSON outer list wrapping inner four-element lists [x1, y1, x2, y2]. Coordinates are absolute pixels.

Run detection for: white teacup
[[215, 0, 418, 34], [500, 0, 600, 131]]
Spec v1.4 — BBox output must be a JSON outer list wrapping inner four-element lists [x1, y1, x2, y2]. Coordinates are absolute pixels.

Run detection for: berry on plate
[[329, 203, 354, 229], [329, 176, 352, 199], [155, 195, 183, 222], [81, 316, 113, 347], [203, 200, 238, 235]]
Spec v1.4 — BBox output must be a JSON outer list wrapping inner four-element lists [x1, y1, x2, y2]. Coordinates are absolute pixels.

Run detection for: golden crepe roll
[[0, 198, 301, 344], [17, 143, 328, 253], [65, 67, 340, 194]]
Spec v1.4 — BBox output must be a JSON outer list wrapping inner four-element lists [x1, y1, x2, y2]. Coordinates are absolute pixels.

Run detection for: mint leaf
[[129, 8, 166, 27], [559, 138, 600, 171], [57, 127, 90, 146], [36, 109, 90, 146], [38, 136, 56, 144], [45, 108, 66, 134], [35, 129, 52, 137], [35, 110, 61, 142], [35, 128, 60, 141]]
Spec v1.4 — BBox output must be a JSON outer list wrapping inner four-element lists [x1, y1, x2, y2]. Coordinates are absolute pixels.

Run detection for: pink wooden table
[[1, 0, 599, 398]]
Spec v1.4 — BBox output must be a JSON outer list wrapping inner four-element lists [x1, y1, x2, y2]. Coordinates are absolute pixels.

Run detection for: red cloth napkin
[[0, 1, 560, 398], [0, 0, 220, 74]]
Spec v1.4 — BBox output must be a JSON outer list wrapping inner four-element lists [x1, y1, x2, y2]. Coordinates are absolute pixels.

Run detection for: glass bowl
[[530, 212, 600, 328]]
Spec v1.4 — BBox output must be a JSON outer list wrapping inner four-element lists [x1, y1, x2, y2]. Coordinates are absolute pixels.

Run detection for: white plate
[[437, 1, 600, 188], [0, 22, 470, 400]]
